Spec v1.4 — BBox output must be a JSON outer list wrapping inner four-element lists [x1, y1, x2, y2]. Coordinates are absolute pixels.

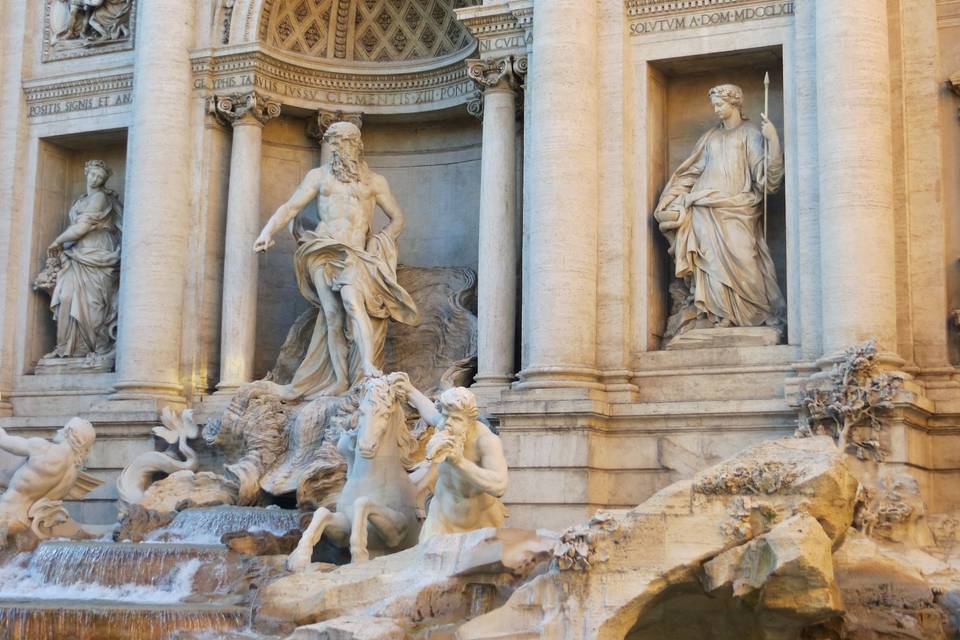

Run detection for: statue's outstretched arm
[[372, 174, 406, 242], [0, 428, 33, 457], [255, 171, 321, 251]]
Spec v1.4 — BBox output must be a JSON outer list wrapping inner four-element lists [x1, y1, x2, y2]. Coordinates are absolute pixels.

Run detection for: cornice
[[23, 69, 134, 119], [190, 44, 475, 114]]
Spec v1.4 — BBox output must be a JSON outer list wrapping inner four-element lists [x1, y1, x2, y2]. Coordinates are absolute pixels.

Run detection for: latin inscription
[[629, 2, 794, 36], [478, 32, 532, 55], [28, 92, 132, 118]]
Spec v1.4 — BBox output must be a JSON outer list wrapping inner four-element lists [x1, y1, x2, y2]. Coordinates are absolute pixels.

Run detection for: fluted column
[[815, 0, 898, 356], [517, 0, 600, 388], [210, 92, 281, 392], [111, 0, 196, 404], [467, 56, 525, 389]]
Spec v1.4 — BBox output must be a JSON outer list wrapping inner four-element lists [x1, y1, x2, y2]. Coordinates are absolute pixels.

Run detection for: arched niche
[[203, 1, 485, 376]]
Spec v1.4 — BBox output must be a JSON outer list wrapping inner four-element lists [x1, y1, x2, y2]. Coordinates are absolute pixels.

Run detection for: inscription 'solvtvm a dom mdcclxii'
[[1, 0, 960, 637]]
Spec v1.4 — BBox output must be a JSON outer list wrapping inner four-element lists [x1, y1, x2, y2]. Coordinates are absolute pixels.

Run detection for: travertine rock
[[703, 513, 841, 621], [224, 529, 302, 556], [827, 533, 950, 639], [255, 527, 557, 635], [138, 470, 238, 514], [458, 436, 858, 640], [112, 503, 177, 543]]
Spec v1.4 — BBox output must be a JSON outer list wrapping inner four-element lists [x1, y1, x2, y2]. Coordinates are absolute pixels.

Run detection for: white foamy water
[[146, 506, 301, 544], [0, 555, 203, 604]]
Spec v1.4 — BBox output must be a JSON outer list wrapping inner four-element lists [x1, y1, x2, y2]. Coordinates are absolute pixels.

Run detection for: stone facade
[[0, 0, 959, 535]]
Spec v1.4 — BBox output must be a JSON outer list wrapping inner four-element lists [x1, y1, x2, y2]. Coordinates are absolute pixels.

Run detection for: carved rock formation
[[250, 436, 869, 639], [459, 436, 859, 640], [138, 470, 239, 515], [255, 527, 557, 636]]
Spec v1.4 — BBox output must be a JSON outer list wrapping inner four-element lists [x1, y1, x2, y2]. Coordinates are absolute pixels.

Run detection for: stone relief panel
[[44, 0, 135, 62]]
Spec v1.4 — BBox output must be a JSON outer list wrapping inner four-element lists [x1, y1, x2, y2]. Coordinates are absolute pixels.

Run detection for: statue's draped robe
[[49, 191, 122, 358], [655, 122, 785, 328], [290, 230, 419, 399], [88, 0, 131, 39]]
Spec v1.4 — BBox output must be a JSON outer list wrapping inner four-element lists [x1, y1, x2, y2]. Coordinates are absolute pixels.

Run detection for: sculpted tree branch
[[796, 339, 902, 461]]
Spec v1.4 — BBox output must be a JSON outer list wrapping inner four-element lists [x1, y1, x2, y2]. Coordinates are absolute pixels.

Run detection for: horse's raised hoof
[[286, 549, 312, 572], [350, 547, 369, 563]]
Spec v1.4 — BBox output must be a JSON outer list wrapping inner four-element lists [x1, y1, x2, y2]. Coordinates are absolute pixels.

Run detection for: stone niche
[[644, 47, 787, 350], [253, 112, 482, 377], [27, 130, 127, 374]]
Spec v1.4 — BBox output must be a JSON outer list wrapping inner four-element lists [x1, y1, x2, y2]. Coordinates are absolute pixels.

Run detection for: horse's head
[[356, 374, 416, 460]]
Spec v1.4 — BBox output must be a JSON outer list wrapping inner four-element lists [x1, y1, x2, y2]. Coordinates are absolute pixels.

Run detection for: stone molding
[[307, 109, 364, 143], [191, 44, 474, 115], [207, 91, 282, 126], [627, 0, 794, 36], [42, 0, 137, 62], [456, 1, 533, 59], [950, 71, 960, 97], [23, 71, 134, 120], [465, 55, 526, 120]]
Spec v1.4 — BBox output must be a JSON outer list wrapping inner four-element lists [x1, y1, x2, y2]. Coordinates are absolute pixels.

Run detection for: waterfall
[[147, 505, 302, 544]]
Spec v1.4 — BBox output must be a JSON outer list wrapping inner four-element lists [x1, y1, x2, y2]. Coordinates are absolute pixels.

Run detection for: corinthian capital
[[466, 55, 526, 93], [207, 92, 282, 127], [307, 109, 364, 144]]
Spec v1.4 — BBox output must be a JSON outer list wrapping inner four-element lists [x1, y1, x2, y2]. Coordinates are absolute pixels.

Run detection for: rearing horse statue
[[287, 373, 421, 571]]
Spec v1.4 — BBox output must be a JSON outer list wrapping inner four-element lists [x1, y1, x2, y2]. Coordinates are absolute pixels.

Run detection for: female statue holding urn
[[654, 83, 785, 340]]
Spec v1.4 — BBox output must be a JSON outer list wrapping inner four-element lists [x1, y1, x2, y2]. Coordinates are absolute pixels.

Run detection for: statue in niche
[[401, 380, 509, 541], [654, 83, 785, 343], [254, 121, 420, 399], [0, 418, 101, 547], [52, 0, 132, 45], [34, 160, 122, 372]]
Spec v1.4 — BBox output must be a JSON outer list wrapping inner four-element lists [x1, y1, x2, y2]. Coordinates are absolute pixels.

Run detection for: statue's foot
[[286, 547, 312, 572], [350, 546, 369, 563]]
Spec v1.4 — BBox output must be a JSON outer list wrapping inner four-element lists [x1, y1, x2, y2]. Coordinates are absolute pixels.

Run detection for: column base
[[514, 365, 605, 390], [105, 381, 185, 413], [213, 380, 247, 396]]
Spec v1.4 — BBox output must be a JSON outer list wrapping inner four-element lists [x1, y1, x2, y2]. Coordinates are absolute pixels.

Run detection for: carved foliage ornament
[[208, 92, 282, 126]]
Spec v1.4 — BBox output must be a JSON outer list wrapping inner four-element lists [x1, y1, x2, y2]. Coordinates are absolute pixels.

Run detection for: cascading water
[[0, 506, 301, 639], [146, 505, 302, 544]]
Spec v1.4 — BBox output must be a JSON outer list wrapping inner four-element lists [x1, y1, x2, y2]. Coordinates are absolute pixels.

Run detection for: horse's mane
[[363, 376, 419, 467]]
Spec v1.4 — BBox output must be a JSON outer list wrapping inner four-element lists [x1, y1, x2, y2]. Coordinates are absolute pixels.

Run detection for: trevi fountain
[[1, 0, 960, 638]]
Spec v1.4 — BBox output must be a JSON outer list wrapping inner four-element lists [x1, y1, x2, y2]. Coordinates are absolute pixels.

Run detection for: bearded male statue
[[254, 122, 419, 399]]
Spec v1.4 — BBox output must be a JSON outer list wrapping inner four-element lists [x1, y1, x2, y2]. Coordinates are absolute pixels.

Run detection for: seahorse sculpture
[[116, 407, 199, 505]]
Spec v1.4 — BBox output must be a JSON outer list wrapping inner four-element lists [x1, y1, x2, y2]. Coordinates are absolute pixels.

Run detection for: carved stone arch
[[224, 0, 272, 44]]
